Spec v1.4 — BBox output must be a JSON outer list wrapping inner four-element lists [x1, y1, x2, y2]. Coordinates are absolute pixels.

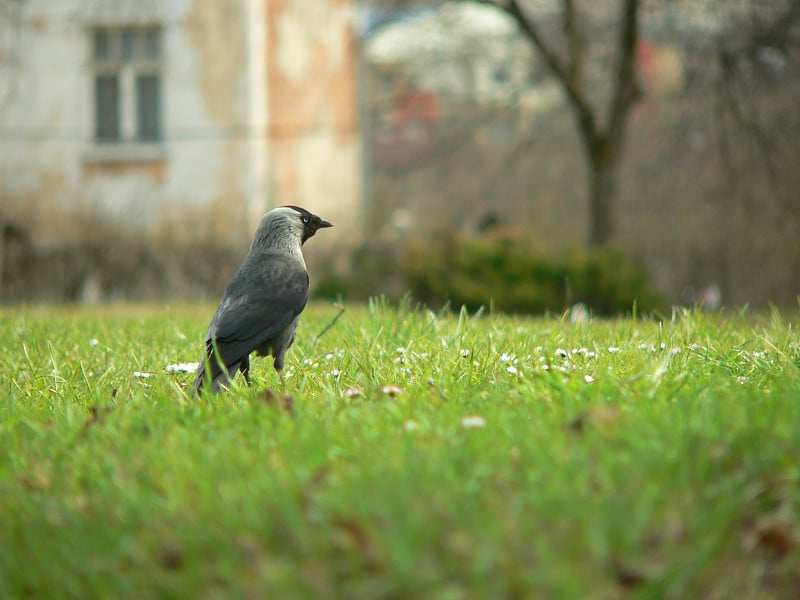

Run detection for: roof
[[365, 2, 520, 64]]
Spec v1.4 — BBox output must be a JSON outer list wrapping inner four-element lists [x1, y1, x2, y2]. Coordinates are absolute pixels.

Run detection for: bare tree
[[477, 0, 641, 246], [713, 0, 800, 215]]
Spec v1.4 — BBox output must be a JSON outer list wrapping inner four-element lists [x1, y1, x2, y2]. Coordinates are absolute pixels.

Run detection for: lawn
[[0, 301, 798, 599]]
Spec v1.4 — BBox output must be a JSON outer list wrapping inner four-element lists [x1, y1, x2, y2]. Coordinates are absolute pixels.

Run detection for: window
[[92, 26, 162, 146]]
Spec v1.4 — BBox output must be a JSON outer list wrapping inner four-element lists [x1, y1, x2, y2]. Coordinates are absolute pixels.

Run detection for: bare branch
[[312, 303, 346, 346], [478, 0, 597, 140], [606, 0, 640, 149], [562, 0, 583, 87]]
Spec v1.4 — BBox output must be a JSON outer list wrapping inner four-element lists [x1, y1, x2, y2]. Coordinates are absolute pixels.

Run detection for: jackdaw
[[194, 206, 332, 394]]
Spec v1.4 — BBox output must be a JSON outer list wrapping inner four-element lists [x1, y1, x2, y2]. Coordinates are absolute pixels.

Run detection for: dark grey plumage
[[194, 206, 332, 394]]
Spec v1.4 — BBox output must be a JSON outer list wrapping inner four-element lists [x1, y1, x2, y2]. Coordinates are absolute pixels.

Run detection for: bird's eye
[[302, 216, 310, 224]]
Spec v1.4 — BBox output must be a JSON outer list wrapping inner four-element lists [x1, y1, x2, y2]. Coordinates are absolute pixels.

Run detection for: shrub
[[312, 230, 664, 316], [402, 232, 664, 316]]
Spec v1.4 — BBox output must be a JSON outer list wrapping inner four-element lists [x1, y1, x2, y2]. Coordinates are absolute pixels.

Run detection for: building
[[0, 0, 362, 299]]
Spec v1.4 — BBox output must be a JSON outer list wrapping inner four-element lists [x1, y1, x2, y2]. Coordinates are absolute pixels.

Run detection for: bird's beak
[[318, 219, 333, 229]]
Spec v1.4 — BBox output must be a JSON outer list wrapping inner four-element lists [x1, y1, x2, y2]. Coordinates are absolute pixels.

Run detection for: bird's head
[[252, 206, 333, 251], [284, 206, 333, 244]]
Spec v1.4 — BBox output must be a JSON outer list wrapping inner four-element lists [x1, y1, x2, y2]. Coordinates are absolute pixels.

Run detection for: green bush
[[402, 232, 664, 316], [313, 231, 664, 316]]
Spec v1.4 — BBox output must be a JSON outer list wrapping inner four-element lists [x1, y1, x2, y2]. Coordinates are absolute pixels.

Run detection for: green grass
[[1, 301, 799, 599]]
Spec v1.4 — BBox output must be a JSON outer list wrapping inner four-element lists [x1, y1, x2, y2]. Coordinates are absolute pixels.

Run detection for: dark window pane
[[121, 28, 134, 60], [95, 74, 119, 142], [93, 30, 110, 60], [144, 27, 161, 59], [136, 74, 161, 142]]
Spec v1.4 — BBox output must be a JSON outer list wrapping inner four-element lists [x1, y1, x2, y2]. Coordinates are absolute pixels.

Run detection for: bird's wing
[[206, 251, 309, 364]]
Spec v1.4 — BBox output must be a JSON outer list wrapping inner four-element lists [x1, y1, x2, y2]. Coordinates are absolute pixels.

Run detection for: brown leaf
[[260, 389, 295, 414], [84, 405, 112, 430], [158, 539, 184, 571], [333, 517, 381, 565], [334, 518, 372, 554], [615, 565, 647, 589], [749, 521, 795, 558], [566, 406, 621, 434]]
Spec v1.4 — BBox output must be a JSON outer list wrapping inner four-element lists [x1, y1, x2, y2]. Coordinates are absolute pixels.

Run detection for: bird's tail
[[194, 345, 238, 395]]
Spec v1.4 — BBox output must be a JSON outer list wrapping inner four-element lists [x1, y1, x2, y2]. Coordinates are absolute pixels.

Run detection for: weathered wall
[[266, 0, 363, 265], [0, 0, 364, 300], [0, 0, 252, 247]]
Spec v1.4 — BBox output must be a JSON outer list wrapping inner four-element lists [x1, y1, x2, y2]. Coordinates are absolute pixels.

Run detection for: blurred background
[[0, 0, 798, 313]]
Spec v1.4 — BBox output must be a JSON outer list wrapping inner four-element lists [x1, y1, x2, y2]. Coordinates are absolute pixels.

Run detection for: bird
[[193, 206, 332, 395]]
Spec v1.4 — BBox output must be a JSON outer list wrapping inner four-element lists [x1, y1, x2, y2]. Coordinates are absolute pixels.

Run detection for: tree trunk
[[586, 141, 620, 247], [492, 0, 640, 248]]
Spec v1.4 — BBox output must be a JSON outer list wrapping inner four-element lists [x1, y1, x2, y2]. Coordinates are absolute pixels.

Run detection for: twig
[[313, 303, 345, 346], [427, 378, 448, 401]]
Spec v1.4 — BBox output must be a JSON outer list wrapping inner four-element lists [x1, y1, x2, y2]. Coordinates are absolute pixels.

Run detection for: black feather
[[194, 250, 309, 394], [193, 206, 330, 395]]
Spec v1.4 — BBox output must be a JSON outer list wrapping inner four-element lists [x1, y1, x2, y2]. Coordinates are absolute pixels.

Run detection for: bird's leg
[[239, 356, 251, 385], [279, 369, 286, 393], [273, 354, 287, 393]]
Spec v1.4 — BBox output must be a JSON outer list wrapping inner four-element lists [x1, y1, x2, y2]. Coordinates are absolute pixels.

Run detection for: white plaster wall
[[0, 0, 362, 253], [0, 0, 251, 242]]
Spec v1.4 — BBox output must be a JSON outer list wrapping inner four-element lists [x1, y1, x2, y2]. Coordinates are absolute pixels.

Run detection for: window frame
[[86, 24, 165, 163]]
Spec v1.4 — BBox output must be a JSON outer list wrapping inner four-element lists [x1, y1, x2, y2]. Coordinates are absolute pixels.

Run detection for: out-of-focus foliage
[[314, 230, 664, 316], [402, 232, 664, 315]]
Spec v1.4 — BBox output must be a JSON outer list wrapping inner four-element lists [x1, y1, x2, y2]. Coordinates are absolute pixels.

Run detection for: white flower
[[608, 346, 621, 353], [506, 365, 518, 375], [404, 420, 419, 431], [396, 347, 407, 354], [584, 374, 595, 383], [343, 387, 362, 398], [89, 338, 99, 347], [325, 353, 334, 360], [133, 371, 152, 378], [670, 347, 682, 355], [462, 415, 487, 428], [500, 352, 513, 363], [165, 362, 199, 374], [381, 384, 403, 396], [555, 348, 569, 358], [328, 369, 342, 378], [459, 349, 471, 358]]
